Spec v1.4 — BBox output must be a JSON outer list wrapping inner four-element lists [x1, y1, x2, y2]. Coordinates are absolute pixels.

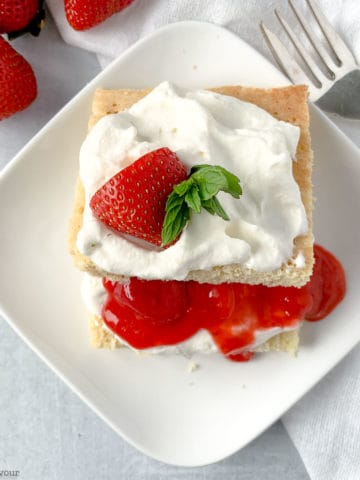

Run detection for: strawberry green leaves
[[161, 165, 242, 246]]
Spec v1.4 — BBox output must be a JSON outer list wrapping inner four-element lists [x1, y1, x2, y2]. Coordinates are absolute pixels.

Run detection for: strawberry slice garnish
[[90, 148, 188, 246]]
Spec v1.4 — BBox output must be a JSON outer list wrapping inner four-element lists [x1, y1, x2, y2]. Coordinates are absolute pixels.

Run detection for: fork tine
[[260, 22, 313, 87], [288, 0, 335, 79], [275, 9, 323, 87], [306, 0, 358, 66]]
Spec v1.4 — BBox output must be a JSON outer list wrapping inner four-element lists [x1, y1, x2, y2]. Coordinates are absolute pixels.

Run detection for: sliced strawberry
[[64, 0, 134, 31], [90, 148, 188, 246]]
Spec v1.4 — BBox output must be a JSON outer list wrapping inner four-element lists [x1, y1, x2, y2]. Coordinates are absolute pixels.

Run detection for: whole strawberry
[[0, 0, 44, 36], [0, 37, 37, 120], [65, 0, 134, 31], [90, 148, 188, 246]]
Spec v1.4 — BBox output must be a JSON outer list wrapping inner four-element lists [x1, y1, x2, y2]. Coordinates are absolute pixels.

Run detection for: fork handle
[[315, 70, 360, 119]]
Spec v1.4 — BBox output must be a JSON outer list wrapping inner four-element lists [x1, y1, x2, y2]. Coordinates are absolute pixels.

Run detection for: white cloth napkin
[[46, 1, 360, 478], [47, 0, 360, 68]]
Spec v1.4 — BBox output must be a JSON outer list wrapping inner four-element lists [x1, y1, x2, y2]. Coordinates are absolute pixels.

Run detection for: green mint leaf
[[185, 185, 201, 213], [203, 197, 230, 221], [191, 164, 242, 198], [165, 190, 185, 213], [173, 178, 193, 197], [192, 166, 226, 200], [162, 200, 190, 246], [163, 193, 185, 232], [201, 199, 216, 216], [161, 163, 241, 246], [191, 165, 242, 200], [214, 166, 242, 198]]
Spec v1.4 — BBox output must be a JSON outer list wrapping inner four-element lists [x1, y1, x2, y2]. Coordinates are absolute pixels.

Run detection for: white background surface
[[1, 11, 359, 480]]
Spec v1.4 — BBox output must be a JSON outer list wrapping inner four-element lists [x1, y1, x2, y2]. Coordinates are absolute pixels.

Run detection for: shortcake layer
[[69, 83, 313, 287]]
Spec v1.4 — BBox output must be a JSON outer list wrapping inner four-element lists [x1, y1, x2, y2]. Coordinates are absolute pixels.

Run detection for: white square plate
[[0, 21, 360, 467]]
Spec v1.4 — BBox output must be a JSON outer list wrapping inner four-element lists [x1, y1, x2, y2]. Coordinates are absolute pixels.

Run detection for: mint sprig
[[161, 164, 242, 246]]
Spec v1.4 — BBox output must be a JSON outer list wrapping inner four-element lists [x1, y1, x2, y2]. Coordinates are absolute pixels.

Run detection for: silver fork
[[260, 0, 360, 118]]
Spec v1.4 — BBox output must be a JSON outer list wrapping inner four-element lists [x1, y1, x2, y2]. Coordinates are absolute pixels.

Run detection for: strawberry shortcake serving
[[68, 82, 345, 361]]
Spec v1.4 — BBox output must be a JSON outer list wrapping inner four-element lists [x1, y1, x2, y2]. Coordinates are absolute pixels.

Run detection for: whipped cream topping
[[81, 274, 298, 356], [77, 82, 307, 280]]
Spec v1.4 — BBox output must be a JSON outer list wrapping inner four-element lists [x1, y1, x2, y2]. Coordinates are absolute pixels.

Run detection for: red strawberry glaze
[[101, 244, 346, 361]]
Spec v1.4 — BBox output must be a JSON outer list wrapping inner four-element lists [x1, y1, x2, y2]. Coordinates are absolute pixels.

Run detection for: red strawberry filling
[[101, 244, 346, 361]]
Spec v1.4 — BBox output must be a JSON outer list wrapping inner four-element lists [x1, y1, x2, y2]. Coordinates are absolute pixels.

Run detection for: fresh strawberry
[[64, 0, 134, 31], [0, 37, 37, 120], [90, 148, 188, 246], [0, 0, 45, 37]]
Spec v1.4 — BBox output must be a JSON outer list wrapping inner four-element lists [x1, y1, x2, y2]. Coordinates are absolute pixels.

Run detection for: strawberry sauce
[[101, 244, 346, 361]]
